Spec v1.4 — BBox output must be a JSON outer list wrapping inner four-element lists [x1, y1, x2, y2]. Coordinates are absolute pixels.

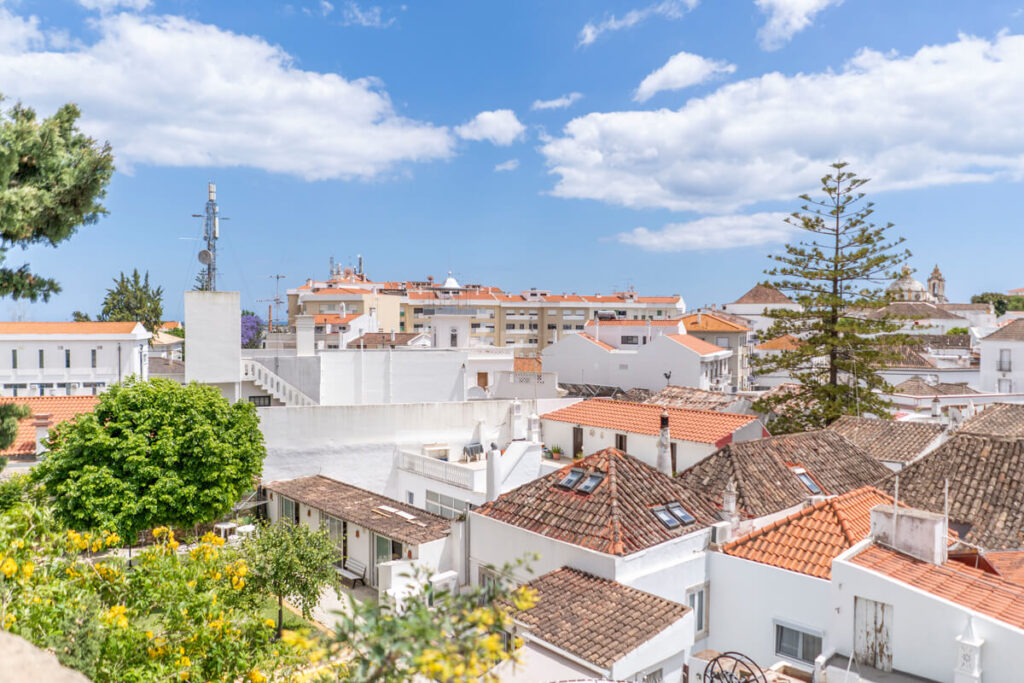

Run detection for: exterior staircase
[[241, 359, 317, 407]]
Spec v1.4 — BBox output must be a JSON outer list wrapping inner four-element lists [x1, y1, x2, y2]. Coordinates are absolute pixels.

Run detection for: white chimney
[[870, 504, 948, 565], [34, 414, 52, 455], [656, 410, 671, 474], [295, 315, 315, 357], [722, 478, 737, 518], [528, 412, 541, 443], [485, 445, 501, 502], [390, 330, 396, 342], [931, 397, 941, 418]]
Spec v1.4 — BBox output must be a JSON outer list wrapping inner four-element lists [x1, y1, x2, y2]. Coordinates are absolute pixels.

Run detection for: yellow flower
[[231, 576, 245, 590], [3, 614, 16, 629], [102, 605, 129, 629], [105, 533, 120, 547], [146, 630, 154, 639], [1, 557, 17, 578], [248, 669, 267, 683], [263, 618, 275, 629], [12, 539, 24, 550], [511, 586, 538, 611], [20, 561, 34, 580], [153, 526, 168, 539]]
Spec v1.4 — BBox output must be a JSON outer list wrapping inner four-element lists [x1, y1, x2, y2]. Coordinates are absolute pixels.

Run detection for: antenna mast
[[258, 274, 287, 331], [192, 183, 228, 291]]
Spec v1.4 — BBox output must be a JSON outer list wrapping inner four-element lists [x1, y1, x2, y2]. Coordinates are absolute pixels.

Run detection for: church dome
[[888, 266, 928, 301], [441, 271, 461, 289]]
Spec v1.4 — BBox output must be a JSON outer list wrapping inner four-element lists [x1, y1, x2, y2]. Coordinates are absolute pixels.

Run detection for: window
[[563, 324, 572, 330], [413, 307, 423, 315], [775, 623, 822, 663], [576, 472, 604, 494], [667, 502, 696, 525], [642, 669, 663, 683], [687, 584, 709, 639], [999, 348, 1012, 372], [3, 383, 26, 397], [716, 336, 730, 348], [615, 433, 627, 451], [547, 324, 556, 330], [621, 335, 639, 345], [10, 350, 16, 370], [793, 468, 822, 494], [280, 497, 299, 524], [575, 325, 584, 330], [557, 468, 586, 490], [90, 349, 96, 368], [450, 331, 458, 346], [426, 490, 469, 519], [406, 491, 414, 505], [506, 323, 515, 330], [38, 349, 44, 369], [999, 378, 1013, 393], [65, 349, 71, 368], [652, 506, 680, 528], [248, 396, 272, 407]]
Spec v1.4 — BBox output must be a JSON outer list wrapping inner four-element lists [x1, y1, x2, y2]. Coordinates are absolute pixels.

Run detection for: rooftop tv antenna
[[258, 274, 288, 331], [192, 182, 229, 291]]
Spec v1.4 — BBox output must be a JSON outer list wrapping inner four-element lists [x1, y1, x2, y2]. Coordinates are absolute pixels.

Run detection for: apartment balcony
[[397, 449, 486, 491], [998, 361, 1013, 372]]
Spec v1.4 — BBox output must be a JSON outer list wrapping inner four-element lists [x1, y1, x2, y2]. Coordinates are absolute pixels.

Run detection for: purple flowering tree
[[241, 312, 264, 348]]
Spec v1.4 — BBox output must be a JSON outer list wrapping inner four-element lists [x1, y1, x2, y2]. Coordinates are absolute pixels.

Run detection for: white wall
[[706, 552, 830, 671], [829, 548, 1024, 682], [721, 302, 802, 335], [185, 291, 242, 386], [979, 338, 1024, 393], [0, 331, 149, 397], [539, 418, 717, 472]]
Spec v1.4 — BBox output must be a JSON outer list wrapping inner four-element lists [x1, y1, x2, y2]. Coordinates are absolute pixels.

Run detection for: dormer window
[[666, 502, 696, 526], [791, 467, 822, 495], [558, 468, 586, 490], [576, 473, 605, 495], [652, 506, 680, 529]]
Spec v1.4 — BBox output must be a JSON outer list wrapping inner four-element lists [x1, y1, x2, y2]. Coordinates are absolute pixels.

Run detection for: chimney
[[722, 478, 737, 518], [931, 397, 941, 418], [656, 410, 671, 474], [697, 311, 702, 325], [528, 412, 541, 443], [869, 504, 948, 565], [34, 414, 52, 455], [485, 444, 501, 502], [295, 315, 316, 357], [391, 330, 396, 342]]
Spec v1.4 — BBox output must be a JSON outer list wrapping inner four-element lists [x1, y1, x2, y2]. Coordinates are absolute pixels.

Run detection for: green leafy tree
[[97, 269, 164, 334], [241, 519, 339, 639], [946, 327, 970, 336], [32, 378, 264, 542], [971, 292, 1023, 317], [753, 163, 911, 432], [0, 100, 114, 302]]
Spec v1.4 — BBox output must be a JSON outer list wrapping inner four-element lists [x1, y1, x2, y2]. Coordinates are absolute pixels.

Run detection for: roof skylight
[[792, 468, 822, 495], [576, 472, 605, 495], [666, 502, 696, 525], [558, 468, 586, 490], [652, 505, 681, 529]]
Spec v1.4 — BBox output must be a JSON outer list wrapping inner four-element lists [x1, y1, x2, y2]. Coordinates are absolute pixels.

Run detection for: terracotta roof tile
[[731, 284, 793, 305], [347, 332, 424, 348], [723, 487, 895, 579], [958, 404, 1024, 438], [682, 312, 750, 332], [644, 386, 747, 412], [313, 313, 361, 325], [575, 333, 615, 351], [882, 433, 1024, 549], [827, 416, 945, 464], [982, 318, 1024, 341], [755, 334, 802, 351], [475, 448, 719, 555], [264, 475, 450, 545], [665, 334, 726, 355], [0, 396, 100, 456], [541, 398, 757, 445], [851, 544, 1024, 630], [678, 431, 891, 519], [891, 376, 979, 397], [509, 567, 689, 669], [513, 357, 542, 373], [0, 322, 142, 335]]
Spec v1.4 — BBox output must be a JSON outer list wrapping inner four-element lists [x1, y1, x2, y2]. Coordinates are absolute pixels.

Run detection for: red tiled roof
[[0, 322, 142, 335], [541, 398, 757, 445], [755, 334, 802, 351], [0, 396, 101, 456], [850, 544, 1024, 630], [637, 296, 682, 304], [731, 284, 793, 305], [576, 333, 615, 351], [311, 287, 374, 296], [313, 313, 361, 326], [722, 487, 895, 579], [665, 334, 726, 355], [159, 321, 181, 330], [585, 319, 683, 327], [514, 357, 542, 373], [682, 312, 751, 332], [985, 551, 1024, 586], [475, 448, 720, 555]]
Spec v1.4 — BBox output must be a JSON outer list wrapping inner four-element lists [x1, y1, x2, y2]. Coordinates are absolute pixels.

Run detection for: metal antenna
[[258, 274, 287, 332], [192, 182, 229, 291]]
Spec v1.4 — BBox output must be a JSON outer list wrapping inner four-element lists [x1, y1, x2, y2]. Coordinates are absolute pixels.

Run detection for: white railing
[[240, 360, 317, 407], [398, 450, 477, 490]]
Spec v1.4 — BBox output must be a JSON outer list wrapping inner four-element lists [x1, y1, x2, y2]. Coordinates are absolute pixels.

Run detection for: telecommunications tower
[[192, 183, 226, 291]]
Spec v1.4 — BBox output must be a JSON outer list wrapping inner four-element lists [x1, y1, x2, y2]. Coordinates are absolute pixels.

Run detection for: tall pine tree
[[753, 162, 910, 433]]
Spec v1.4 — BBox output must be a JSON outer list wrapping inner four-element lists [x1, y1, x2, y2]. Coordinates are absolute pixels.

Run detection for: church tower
[[928, 265, 947, 303]]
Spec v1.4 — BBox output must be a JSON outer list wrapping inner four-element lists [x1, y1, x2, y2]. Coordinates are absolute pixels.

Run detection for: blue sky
[[3, 0, 1024, 321]]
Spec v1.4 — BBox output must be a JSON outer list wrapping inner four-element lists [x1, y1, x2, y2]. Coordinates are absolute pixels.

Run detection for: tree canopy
[[33, 378, 264, 542], [753, 162, 910, 432], [75, 269, 165, 334], [971, 292, 1023, 317], [0, 100, 114, 301], [241, 310, 264, 349]]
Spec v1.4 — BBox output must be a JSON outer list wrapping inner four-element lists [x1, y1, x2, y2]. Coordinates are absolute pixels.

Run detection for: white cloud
[[755, 0, 842, 51], [342, 2, 394, 28], [77, 0, 152, 11], [532, 92, 583, 110], [494, 159, 519, 172], [320, 1, 334, 16], [456, 110, 525, 146], [634, 51, 735, 102], [577, 0, 698, 47], [616, 212, 791, 251], [0, 12, 452, 179], [542, 33, 1024, 213], [0, 8, 43, 52]]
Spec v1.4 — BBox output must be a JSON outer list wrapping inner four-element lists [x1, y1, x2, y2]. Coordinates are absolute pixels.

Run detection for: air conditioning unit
[[711, 521, 732, 545]]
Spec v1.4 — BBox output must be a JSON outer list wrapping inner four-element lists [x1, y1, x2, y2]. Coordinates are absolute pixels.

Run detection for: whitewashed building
[[0, 322, 150, 397], [721, 284, 802, 336], [978, 318, 1024, 393]]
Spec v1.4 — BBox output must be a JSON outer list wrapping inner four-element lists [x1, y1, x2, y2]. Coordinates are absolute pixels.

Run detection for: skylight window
[[666, 502, 696, 526], [558, 468, 586, 490], [652, 506, 680, 529], [793, 469, 822, 495], [576, 473, 605, 495]]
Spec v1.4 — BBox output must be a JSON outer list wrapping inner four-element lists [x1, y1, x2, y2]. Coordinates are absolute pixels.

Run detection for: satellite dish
[[198, 249, 212, 265], [342, 266, 355, 278]]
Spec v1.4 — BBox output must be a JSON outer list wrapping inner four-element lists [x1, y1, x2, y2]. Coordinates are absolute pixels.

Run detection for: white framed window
[[280, 496, 299, 524], [774, 621, 822, 664], [426, 490, 469, 519], [687, 583, 709, 639]]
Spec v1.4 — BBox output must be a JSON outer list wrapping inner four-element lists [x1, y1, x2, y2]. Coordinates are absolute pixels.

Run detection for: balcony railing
[[398, 450, 479, 490], [999, 361, 1013, 372]]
